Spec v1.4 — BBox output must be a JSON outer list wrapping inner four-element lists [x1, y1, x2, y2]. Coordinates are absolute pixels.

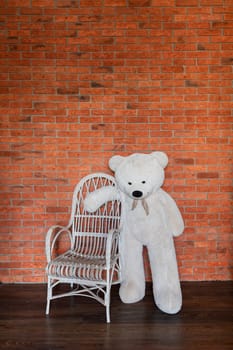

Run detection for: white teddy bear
[[84, 151, 184, 314]]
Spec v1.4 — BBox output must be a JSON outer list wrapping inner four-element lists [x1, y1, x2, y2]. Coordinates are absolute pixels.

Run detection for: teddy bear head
[[109, 151, 168, 200]]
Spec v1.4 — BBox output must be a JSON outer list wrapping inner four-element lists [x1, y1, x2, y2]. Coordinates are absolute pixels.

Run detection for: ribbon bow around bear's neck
[[131, 198, 149, 216]]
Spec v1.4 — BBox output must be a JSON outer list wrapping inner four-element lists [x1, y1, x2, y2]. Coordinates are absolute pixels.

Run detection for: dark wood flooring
[[0, 282, 232, 350]]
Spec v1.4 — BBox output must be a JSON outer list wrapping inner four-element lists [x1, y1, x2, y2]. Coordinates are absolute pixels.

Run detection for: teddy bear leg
[[148, 241, 182, 314], [119, 239, 145, 304]]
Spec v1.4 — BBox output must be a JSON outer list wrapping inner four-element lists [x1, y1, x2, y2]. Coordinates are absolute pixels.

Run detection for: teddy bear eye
[[142, 181, 146, 184], [128, 182, 132, 185]]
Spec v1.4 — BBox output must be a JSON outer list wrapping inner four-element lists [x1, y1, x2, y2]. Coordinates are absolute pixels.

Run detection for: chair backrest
[[69, 173, 121, 254]]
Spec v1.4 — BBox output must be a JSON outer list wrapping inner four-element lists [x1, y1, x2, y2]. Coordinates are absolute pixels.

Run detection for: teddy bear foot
[[155, 291, 182, 314], [119, 281, 145, 304]]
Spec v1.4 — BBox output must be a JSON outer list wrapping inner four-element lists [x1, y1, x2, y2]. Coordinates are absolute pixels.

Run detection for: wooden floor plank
[[0, 282, 232, 350]]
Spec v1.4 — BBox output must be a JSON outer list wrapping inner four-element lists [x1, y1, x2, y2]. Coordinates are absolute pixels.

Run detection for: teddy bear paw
[[155, 290, 182, 314], [83, 197, 97, 213], [119, 281, 145, 304]]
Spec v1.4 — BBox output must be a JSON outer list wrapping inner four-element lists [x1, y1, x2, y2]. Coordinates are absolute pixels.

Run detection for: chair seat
[[47, 250, 115, 282]]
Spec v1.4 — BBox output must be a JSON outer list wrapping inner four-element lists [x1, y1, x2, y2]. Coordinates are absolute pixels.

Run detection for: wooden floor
[[0, 282, 232, 350]]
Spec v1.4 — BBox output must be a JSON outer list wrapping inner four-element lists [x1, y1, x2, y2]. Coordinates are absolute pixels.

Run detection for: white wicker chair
[[45, 173, 121, 323]]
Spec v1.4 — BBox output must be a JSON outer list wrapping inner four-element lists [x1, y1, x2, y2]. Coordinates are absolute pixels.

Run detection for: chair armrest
[[45, 225, 72, 263], [106, 229, 120, 266]]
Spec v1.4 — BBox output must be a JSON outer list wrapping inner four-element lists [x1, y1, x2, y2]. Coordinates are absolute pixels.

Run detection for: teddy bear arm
[[84, 186, 119, 212], [160, 190, 184, 237]]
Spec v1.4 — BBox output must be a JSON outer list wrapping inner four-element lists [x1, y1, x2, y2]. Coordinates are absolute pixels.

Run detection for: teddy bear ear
[[109, 155, 124, 171], [151, 151, 168, 168]]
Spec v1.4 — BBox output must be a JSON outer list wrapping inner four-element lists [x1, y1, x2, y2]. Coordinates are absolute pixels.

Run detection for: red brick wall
[[0, 0, 232, 283]]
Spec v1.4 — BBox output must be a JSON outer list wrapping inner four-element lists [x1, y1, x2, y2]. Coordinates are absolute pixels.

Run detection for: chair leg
[[46, 299, 50, 315], [106, 303, 110, 323], [46, 278, 52, 315], [105, 280, 111, 323]]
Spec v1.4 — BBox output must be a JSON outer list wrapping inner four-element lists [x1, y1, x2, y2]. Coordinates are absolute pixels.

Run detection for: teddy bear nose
[[132, 190, 143, 198]]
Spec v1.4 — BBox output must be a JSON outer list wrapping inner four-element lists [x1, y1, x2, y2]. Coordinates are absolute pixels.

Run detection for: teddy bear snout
[[132, 190, 143, 198]]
